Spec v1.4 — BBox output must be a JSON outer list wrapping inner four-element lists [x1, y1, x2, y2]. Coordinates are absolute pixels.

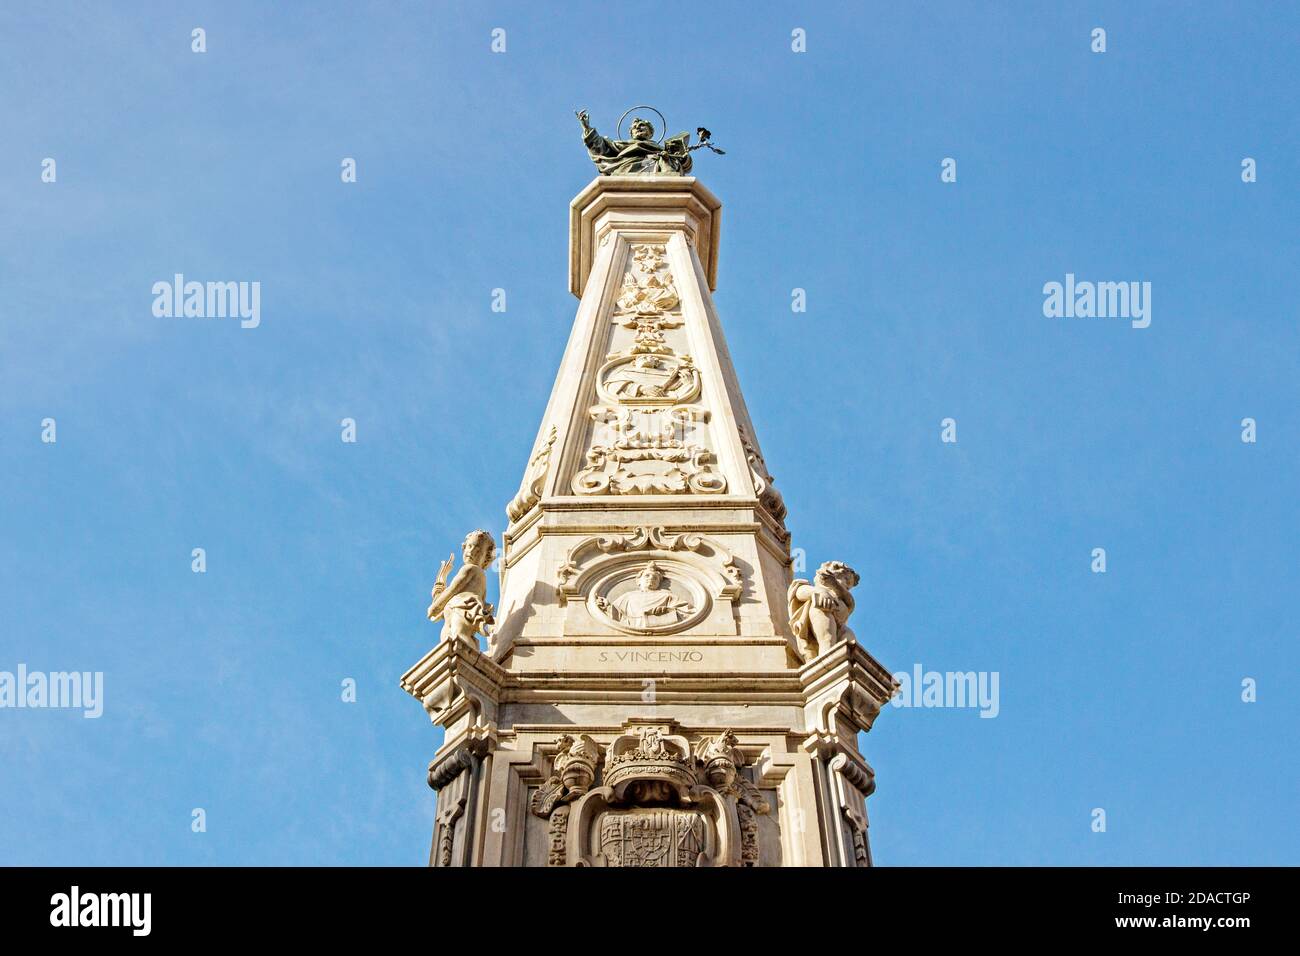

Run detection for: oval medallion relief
[[587, 560, 710, 635]]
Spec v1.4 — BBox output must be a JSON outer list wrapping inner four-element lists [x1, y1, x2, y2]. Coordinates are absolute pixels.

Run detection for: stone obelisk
[[400, 109, 897, 866]]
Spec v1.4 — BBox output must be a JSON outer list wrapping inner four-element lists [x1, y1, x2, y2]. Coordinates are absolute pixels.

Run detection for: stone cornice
[[399, 637, 508, 729], [799, 639, 900, 736], [799, 639, 898, 705], [569, 175, 722, 297]]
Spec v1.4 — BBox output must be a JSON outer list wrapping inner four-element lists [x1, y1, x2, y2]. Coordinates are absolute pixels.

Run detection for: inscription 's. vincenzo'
[[597, 650, 705, 664]]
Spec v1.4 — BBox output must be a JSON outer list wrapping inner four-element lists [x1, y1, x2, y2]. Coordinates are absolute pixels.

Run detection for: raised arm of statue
[[575, 107, 718, 176]]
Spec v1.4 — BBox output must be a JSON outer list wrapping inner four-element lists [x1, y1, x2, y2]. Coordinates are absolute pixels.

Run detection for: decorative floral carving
[[569, 242, 727, 497], [603, 726, 696, 798], [535, 721, 771, 867], [547, 804, 572, 867], [555, 526, 741, 609], [615, 312, 683, 355], [530, 733, 603, 867], [572, 406, 725, 496], [614, 244, 680, 316], [693, 730, 770, 866]]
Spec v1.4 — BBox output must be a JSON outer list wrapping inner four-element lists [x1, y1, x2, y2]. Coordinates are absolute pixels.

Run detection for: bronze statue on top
[[576, 106, 724, 176]]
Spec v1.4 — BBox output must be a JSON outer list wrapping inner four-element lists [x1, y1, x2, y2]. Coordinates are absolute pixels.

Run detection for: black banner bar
[[0, 866, 1281, 941]]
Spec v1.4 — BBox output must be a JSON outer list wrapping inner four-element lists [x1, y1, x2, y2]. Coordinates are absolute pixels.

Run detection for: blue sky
[[1, 1, 1295, 865]]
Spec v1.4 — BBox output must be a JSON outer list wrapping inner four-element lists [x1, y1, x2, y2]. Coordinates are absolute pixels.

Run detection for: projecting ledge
[[568, 175, 721, 297]]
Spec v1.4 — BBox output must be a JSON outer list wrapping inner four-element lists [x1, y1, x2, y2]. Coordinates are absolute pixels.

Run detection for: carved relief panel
[[570, 242, 726, 497], [555, 526, 743, 637], [526, 722, 771, 868]]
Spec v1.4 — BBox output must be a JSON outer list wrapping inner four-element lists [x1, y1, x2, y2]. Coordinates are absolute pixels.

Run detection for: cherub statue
[[787, 560, 861, 662], [426, 530, 496, 644], [575, 108, 724, 176]]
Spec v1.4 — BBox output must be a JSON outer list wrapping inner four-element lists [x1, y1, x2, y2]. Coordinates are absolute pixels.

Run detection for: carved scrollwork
[[572, 405, 725, 496], [555, 526, 742, 609], [596, 352, 701, 406], [530, 734, 603, 867], [694, 729, 771, 865], [530, 722, 772, 867], [506, 425, 557, 522], [738, 425, 787, 524], [602, 726, 696, 800], [613, 243, 679, 317], [570, 241, 729, 497]]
